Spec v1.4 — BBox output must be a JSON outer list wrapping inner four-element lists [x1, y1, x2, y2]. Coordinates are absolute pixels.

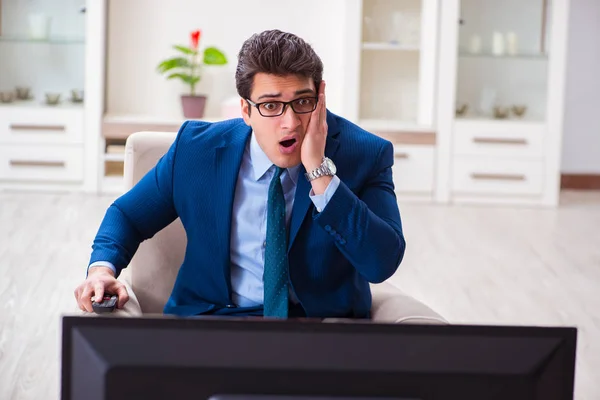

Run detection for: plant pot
[[181, 95, 206, 119]]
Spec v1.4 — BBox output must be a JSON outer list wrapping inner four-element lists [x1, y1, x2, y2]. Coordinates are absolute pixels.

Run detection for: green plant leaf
[[173, 45, 197, 55], [157, 57, 191, 73], [167, 73, 200, 85], [203, 47, 228, 65]]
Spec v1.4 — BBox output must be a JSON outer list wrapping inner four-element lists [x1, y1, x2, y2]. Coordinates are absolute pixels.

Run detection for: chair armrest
[[370, 282, 448, 324], [72, 268, 143, 318], [112, 268, 143, 317]]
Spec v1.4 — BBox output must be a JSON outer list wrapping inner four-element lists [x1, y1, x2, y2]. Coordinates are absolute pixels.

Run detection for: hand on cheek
[[301, 80, 328, 172]]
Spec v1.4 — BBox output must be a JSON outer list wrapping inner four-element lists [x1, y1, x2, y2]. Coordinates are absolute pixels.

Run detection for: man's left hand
[[301, 80, 328, 173]]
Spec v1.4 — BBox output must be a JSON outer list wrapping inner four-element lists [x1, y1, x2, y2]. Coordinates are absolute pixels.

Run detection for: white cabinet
[[0, 106, 84, 144], [451, 158, 544, 196], [450, 119, 546, 199], [344, 0, 570, 206], [345, 0, 439, 201], [453, 120, 545, 159], [392, 145, 436, 195], [373, 131, 437, 198], [436, 0, 570, 206], [0, 105, 85, 189], [0, 0, 106, 193], [0, 144, 84, 183]]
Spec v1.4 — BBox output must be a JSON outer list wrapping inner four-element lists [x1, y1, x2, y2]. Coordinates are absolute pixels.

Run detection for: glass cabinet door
[[0, 0, 86, 108], [357, 0, 438, 130], [455, 0, 551, 122]]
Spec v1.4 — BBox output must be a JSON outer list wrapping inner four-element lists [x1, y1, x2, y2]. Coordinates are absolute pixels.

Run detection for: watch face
[[325, 158, 337, 175]]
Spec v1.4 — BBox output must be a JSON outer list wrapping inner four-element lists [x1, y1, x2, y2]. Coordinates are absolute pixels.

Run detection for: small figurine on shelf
[[512, 105, 527, 118], [0, 91, 15, 103], [45, 93, 61, 106], [157, 29, 228, 119], [71, 89, 84, 103], [455, 103, 469, 117], [15, 86, 31, 100], [493, 106, 510, 119]]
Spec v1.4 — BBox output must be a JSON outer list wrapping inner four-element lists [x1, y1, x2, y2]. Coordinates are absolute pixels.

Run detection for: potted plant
[[157, 30, 227, 118]]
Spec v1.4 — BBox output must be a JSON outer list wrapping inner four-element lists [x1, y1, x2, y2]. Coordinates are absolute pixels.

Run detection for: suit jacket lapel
[[214, 123, 252, 292], [288, 111, 341, 251]]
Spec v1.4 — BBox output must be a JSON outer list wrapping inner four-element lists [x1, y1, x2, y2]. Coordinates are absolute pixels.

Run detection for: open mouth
[[280, 138, 297, 148]]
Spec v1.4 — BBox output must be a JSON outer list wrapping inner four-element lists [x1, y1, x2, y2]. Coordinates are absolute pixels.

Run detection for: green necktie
[[263, 166, 289, 318]]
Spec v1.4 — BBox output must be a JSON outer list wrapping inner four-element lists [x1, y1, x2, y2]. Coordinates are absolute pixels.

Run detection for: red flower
[[190, 30, 201, 50]]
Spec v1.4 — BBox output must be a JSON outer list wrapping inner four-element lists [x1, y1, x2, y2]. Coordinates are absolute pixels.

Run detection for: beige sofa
[[108, 131, 447, 324]]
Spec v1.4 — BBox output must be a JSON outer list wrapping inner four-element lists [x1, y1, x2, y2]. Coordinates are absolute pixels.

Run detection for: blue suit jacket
[[89, 111, 406, 318]]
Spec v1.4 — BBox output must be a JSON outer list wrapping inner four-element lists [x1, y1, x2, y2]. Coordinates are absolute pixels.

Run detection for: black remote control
[[92, 294, 118, 313]]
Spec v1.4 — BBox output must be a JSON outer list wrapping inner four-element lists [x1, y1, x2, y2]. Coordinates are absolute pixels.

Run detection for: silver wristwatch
[[304, 157, 337, 182]]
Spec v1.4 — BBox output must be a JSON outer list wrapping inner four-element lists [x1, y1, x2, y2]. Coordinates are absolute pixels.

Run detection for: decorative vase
[[16, 86, 31, 100], [493, 106, 510, 119], [181, 95, 206, 119], [0, 92, 15, 103], [28, 13, 51, 40], [45, 93, 61, 105], [512, 105, 527, 118], [492, 31, 505, 56]]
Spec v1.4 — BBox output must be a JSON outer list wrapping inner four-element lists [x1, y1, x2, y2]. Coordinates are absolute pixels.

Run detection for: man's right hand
[[74, 266, 129, 312]]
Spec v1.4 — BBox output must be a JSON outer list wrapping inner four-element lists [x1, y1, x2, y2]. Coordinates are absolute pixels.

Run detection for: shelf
[[362, 42, 420, 52], [0, 35, 85, 45], [102, 114, 225, 140], [458, 51, 548, 60], [455, 116, 546, 127], [0, 100, 84, 110], [104, 153, 125, 162], [103, 114, 223, 125], [359, 119, 434, 133]]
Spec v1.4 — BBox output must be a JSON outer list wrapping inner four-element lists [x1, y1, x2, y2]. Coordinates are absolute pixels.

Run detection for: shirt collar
[[249, 133, 301, 185]]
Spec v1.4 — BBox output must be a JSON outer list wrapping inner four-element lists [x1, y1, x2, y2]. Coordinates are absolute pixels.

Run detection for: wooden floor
[[0, 190, 599, 399]]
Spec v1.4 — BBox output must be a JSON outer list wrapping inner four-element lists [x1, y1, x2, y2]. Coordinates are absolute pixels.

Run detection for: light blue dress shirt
[[89, 133, 340, 307]]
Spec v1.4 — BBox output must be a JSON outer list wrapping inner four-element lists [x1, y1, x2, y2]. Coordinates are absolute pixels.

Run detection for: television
[[61, 315, 577, 400]]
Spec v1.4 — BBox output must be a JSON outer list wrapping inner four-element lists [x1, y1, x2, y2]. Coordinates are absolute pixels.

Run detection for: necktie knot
[[268, 166, 284, 195], [272, 166, 284, 181]]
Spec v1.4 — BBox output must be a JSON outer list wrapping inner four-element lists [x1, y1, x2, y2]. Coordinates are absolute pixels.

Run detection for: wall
[[105, 0, 348, 119], [561, 0, 600, 174]]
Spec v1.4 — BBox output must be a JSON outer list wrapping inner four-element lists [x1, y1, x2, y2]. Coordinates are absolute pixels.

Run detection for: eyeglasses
[[246, 97, 318, 117]]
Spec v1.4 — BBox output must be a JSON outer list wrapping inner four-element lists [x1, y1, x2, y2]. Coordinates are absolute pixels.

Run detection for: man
[[74, 29, 406, 319]]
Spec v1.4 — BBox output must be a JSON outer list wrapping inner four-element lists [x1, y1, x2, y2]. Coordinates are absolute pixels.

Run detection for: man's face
[[241, 73, 316, 169]]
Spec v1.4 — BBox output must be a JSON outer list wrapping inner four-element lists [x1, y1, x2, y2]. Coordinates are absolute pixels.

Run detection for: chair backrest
[[124, 131, 184, 313]]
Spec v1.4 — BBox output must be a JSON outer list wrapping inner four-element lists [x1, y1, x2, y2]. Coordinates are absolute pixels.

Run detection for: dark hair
[[235, 30, 323, 101]]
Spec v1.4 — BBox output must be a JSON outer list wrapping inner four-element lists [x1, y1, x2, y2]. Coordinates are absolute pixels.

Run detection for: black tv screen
[[61, 316, 577, 400]]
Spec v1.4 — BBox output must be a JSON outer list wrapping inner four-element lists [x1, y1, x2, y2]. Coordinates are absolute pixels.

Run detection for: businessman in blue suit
[[74, 30, 406, 319]]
